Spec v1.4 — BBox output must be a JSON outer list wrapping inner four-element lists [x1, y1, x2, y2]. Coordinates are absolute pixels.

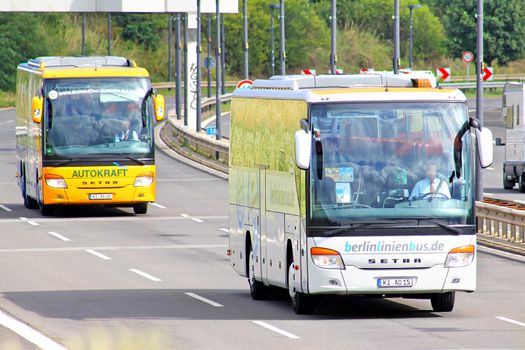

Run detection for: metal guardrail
[[450, 74, 525, 82], [476, 198, 525, 244], [152, 81, 238, 89], [441, 81, 507, 89]]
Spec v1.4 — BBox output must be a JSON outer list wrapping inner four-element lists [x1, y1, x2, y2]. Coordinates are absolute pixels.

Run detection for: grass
[[463, 88, 503, 98], [0, 91, 15, 108]]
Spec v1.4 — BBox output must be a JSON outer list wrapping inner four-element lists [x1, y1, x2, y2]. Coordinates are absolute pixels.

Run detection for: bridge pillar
[[185, 13, 198, 131]]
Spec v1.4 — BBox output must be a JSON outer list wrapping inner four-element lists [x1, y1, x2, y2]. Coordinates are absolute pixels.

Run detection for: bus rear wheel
[[133, 203, 148, 214], [430, 292, 455, 312], [519, 175, 525, 193], [248, 249, 270, 300]]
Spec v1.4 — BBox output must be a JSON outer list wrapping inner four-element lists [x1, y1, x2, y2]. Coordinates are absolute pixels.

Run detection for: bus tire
[[292, 291, 315, 315], [133, 203, 148, 214], [503, 179, 514, 190], [519, 175, 525, 193], [22, 173, 38, 209], [248, 248, 270, 300], [39, 204, 54, 216], [430, 292, 455, 312]]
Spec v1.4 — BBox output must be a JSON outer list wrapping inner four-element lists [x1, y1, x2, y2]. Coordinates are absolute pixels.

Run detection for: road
[[0, 107, 525, 349]]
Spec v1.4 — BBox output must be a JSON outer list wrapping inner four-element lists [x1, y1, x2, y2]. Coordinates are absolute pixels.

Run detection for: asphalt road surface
[[0, 107, 524, 349]]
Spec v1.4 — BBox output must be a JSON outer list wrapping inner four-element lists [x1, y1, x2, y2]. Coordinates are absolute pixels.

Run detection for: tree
[[0, 14, 48, 91], [224, 0, 329, 77], [312, 0, 447, 64], [114, 14, 167, 50], [441, 0, 525, 66]]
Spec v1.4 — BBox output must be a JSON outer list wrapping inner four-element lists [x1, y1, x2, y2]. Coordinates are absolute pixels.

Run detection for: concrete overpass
[[0, 0, 239, 132]]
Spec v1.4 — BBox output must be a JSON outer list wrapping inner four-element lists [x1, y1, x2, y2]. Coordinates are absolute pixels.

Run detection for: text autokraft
[[72, 169, 128, 178]]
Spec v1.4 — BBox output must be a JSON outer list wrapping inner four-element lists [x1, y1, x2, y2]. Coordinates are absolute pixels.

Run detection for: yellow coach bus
[[16, 56, 165, 215]]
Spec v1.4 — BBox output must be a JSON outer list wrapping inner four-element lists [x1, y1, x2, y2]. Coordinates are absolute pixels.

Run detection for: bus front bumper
[[306, 262, 476, 296]]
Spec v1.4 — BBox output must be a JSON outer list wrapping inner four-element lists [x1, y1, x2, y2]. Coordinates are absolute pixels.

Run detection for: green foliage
[[114, 14, 167, 50], [0, 13, 48, 91], [224, 0, 329, 76], [440, 0, 525, 66], [313, 0, 447, 63]]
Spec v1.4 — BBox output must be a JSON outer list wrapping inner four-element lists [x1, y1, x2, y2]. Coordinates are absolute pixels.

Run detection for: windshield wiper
[[106, 154, 146, 165], [407, 217, 464, 235], [324, 222, 391, 236]]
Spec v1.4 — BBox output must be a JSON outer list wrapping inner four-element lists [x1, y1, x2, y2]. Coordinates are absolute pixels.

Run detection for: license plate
[[377, 278, 414, 288], [89, 193, 113, 200]]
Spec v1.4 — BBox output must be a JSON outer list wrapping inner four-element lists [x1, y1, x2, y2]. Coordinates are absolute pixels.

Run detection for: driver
[[409, 160, 450, 200]]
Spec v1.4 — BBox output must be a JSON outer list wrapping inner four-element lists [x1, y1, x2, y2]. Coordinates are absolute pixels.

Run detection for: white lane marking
[[0, 204, 12, 212], [0, 215, 227, 225], [19, 217, 39, 226], [85, 249, 111, 260], [497, 316, 525, 328], [487, 167, 495, 171], [151, 203, 167, 209], [48, 232, 70, 242], [219, 228, 229, 233], [0, 310, 67, 350], [252, 321, 300, 339], [185, 292, 223, 307], [129, 269, 162, 282], [191, 218, 204, 223], [0, 244, 227, 254], [483, 193, 494, 196], [180, 213, 190, 218]]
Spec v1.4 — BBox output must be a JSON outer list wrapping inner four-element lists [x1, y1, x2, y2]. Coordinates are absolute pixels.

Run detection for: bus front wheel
[[288, 263, 315, 314], [430, 292, 455, 312], [133, 203, 148, 214]]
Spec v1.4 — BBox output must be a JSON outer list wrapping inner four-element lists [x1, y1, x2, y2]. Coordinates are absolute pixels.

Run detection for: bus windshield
[[43, 77, 153, 159], [309, 102, 474, 227]]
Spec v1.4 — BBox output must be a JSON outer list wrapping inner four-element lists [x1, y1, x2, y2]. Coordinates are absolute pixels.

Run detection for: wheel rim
[[248, 250, 255, 289], [288, 264, 296, 300]]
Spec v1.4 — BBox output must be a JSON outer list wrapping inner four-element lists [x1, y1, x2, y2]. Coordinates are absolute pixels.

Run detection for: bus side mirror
[[477, 127, 493, 168], [295, 129, 311, 170], [153, 94, 165, 122], [31, 96, 43, 124]]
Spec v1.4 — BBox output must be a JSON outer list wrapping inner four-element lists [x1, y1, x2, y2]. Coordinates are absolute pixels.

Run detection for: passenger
[[409, 160, 451, 200]]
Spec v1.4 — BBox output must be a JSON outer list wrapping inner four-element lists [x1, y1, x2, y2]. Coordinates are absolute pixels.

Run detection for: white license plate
[[89, 193, 113, 200], [377, 278, 414, 288]]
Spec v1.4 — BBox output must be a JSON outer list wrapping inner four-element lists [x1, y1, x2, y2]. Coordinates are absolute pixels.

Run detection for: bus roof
[[233, 74, 466, 103], [18, 56, 150, 79]]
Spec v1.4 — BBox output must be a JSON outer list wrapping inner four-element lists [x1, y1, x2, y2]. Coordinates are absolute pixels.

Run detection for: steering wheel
[[420, 192, 449, 200]]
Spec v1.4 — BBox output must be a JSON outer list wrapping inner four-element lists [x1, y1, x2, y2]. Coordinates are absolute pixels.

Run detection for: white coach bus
[[228, 74, 493, 314]]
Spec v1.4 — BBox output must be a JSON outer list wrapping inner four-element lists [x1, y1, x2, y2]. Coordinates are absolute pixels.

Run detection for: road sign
[[436, 67, 451, 82], [206, 126, 217, 135], [236, 79, 253, 89], [462, 51, 474, 63], [203, 56, 215, 70], [302, 69, 316, 75], [483, 66, 494, 81]]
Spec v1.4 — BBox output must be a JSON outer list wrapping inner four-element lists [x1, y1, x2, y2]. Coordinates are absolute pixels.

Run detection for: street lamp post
[[279, 0, 286, 75], [330, 0, 337, 74], [243, 0, 249, 79], [269, 3, 280, 76], [393, 0, 400, 73], [476, 0, 484, 200], [408, 4, 421, 69]]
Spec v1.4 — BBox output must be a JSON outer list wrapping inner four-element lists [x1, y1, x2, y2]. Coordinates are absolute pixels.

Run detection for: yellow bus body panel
[[42, 165, 156, 205]]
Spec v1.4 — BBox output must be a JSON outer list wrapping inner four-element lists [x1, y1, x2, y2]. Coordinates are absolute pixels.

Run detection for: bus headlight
[[45, 174, 67, 188], [444, 245, 475, 268], [311, 247, 345, 270], [134, 173, 154, 187]]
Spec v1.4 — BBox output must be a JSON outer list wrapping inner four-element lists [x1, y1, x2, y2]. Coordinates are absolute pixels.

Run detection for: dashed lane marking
[[85, 249, 112, 260], [48, 232, 70, 242], [0, 205, 12, 212], [180, 213, 190, 218], [0, 310, 67, 350], [191, 218, 204, 223], [252, 321, 300, 339], [496, 316, 525, 328], [0, 244, 227, 254], [0, 215, 227, 225], [19, 217, 39, 226], [151, 203, 167, 209], [129, 268, 162, 282], [185, 292, 223, 307], [219, 228, 229, 233]]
